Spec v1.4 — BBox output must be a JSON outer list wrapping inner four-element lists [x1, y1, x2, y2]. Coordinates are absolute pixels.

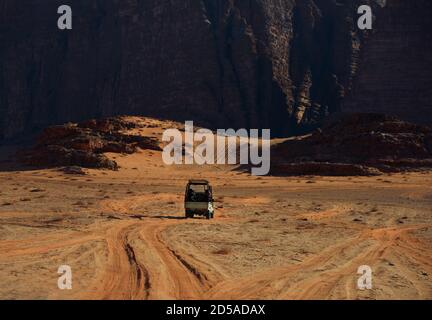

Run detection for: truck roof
[[188, 179, 209, 185]]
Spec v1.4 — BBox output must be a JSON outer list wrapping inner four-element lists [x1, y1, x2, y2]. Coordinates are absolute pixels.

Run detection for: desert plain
[[0, 118, 431, 300]]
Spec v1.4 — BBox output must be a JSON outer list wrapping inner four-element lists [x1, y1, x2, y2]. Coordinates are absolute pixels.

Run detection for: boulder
[[271, 113, 432, 175]]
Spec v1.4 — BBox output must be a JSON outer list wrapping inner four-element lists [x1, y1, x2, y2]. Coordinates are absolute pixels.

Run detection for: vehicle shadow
[[151, 215, 209, 220], [151, 215, 186, 220]]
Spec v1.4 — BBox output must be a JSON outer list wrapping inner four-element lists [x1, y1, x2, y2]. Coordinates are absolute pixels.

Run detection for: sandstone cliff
[[343, 0, 432, 125], [0, 0, 429, 140]]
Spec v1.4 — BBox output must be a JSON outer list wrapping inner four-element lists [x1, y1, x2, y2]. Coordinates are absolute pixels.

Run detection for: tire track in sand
[[205, 225, 432, 299], [78, 221, 148, 299], [50, 196, 432, 300], [77, 217, 222, 300]]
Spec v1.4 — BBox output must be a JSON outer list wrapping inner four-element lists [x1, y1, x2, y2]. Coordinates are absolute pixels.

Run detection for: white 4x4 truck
[[184, 180, 214, 219]]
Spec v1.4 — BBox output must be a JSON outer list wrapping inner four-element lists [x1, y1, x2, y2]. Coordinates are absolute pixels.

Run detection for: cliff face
[[343, 0, 432, 125], [0, 0, 428, 140]]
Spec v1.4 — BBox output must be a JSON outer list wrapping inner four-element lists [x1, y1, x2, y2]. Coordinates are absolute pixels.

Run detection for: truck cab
[[184, 180, 214, 219]]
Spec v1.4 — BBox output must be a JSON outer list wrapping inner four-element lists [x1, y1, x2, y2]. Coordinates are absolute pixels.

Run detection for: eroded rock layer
[[0, 0, 429, 140], [271, 113, 432, 176], [21, 117, 161, 170], [343, 0, 432, 125]]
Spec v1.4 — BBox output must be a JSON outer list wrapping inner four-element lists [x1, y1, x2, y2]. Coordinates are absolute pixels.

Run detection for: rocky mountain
[[343, 0, 432, 125], [0, 0, 430, 140]]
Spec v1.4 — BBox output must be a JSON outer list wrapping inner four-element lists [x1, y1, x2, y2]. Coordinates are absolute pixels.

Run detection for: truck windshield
[[189, 184, 208, 193], [187, 184, 210, 202]]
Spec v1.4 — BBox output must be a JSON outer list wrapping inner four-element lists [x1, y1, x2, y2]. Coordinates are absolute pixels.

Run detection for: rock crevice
[[0, 0, 430, 140]]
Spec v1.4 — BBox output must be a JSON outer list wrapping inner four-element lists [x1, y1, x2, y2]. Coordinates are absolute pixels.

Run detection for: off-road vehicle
[[184, 180, 214, 219]]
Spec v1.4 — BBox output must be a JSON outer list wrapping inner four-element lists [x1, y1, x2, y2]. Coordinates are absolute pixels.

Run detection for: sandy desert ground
[[0, 118, 431, 300]]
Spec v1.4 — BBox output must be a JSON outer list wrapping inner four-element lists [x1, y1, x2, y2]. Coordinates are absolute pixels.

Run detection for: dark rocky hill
[[0, 0, 430, 140], [343, 0, 432, 125]]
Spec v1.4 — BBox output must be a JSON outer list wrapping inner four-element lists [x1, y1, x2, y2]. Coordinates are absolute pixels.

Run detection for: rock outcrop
[[1, 0, 387, 140], [21, 117, 161, 170], [271, 113, 432, 176]]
